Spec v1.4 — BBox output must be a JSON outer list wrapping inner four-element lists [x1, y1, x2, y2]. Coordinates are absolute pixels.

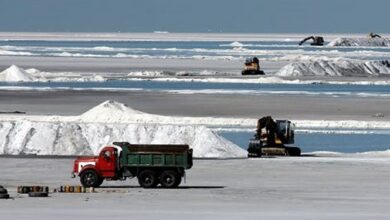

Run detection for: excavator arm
[[299, 36, 315, 45], [299, 36, 324, 46]]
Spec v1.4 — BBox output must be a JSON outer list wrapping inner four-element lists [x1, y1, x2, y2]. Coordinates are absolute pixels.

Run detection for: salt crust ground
[[1, 157, 390, 220]]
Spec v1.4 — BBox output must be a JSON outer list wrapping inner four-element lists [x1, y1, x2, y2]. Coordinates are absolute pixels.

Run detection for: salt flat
[[0, 157, 389, 220], [0, 89, 389, 122]]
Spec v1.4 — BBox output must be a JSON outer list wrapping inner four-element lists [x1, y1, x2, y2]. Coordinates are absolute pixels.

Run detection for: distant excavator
[[247, 116, 301, 157], [368, 32, 381, 38], [241, 57, 265, 75], [299, 36, 324, 46]]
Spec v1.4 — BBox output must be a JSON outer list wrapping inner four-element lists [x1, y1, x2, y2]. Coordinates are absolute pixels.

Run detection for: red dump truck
[[72, 142, 193, 188]]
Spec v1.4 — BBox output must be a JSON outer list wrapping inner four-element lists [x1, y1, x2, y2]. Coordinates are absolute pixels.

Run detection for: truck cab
[[72, 146, 121, 187]]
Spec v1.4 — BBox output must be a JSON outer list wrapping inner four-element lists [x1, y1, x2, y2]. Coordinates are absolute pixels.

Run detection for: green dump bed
[[114, 142, 193, 169]]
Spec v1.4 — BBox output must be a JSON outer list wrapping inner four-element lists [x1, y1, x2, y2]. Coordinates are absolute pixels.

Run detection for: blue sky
[[0, 0, 389, 33]]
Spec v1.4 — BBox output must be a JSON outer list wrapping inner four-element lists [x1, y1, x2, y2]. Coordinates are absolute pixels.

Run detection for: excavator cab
[[299, 36, 324, 46], [248, 116, 300, 157], [275, 120, 295, 144], [241, 57, 265, 75]]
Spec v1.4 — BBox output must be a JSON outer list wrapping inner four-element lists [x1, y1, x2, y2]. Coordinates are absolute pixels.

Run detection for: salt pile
[[0, 65, 106, 82], [0, 120, 246, 158], [229, 41, 244, 47], [79, 100, 254, 126], [329, 37, 390, 47], [276, 59, 390, 77], [0, 100, 247, 158], [0, 65, 42, 82]]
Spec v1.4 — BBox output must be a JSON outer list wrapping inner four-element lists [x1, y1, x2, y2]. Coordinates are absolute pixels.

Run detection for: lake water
[[219, 130, 390, 153], [2, 80, 390, 98]]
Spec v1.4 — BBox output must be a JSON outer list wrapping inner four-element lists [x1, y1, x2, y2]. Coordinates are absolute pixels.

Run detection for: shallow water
[[219, 130, 390, 153], [3, 80, 390, 98]]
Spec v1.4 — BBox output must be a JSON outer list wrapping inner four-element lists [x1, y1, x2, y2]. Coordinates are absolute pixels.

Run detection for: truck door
[[98, 148, 117, 178]]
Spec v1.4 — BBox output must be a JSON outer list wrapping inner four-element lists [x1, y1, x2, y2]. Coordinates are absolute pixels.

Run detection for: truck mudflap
[[187, 149, 193, 169]]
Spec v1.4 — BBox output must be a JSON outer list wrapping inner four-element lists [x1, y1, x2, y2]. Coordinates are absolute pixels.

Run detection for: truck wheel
[[160, 170, 179, 188], [138, 170, 157, 188], [80, 170, 101, 188]]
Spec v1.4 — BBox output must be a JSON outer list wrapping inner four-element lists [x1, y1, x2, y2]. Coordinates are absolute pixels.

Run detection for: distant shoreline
[[0, 32, 388, 42]]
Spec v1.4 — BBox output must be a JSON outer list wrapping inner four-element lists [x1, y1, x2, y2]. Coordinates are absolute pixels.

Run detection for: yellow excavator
[[241, 57, 265, 75], [299, 36, 324, 46], [247, 116, 301, 157]]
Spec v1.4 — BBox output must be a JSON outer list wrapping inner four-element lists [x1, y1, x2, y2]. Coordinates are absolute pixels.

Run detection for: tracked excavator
[[368, 32, 381, 38], [299, 36, 324, 46], [241, 57, 265, 75], [247, 116, 301, 157]]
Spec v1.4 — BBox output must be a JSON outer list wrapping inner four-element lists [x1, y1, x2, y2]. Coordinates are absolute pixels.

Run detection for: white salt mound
[[0, 100, 247, 158], [80, 100, 146, 123], [0, 65, 40, 82], [329, 37, 390, 47], [229, 41, 244, 47], [0, 120, 246, 158], [276, 60, 390, 77], [79, 100, 254, 126], [0, 65, 107, 82]]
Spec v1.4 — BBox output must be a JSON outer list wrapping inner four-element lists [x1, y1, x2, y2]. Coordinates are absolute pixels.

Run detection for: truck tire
[[174, 175, 182, 187], [138, 170, 157, 188], [80, 170, 102, 188], [21, 186, 30, 194], [160, 170, 179, 188], [0, 193, 10, 199], [97, 177, 104, 187]]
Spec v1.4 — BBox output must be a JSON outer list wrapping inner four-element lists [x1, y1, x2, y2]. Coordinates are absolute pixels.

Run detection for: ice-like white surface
[[329, 37, 390, 47], [0, 120, 245, 158], [276, 59, 390, 77]]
